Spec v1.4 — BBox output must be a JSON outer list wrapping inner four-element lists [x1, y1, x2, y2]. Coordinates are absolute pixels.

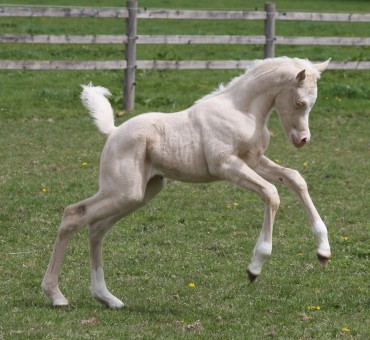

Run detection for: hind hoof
[[317, 253, 330, 266], [247, 269, 258, 283]]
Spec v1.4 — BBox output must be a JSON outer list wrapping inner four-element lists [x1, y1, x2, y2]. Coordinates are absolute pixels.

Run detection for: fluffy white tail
[[80, 83, 116, 136]]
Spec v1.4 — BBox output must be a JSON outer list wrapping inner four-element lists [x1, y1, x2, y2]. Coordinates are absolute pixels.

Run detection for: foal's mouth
[[294, 141, 306, 148]]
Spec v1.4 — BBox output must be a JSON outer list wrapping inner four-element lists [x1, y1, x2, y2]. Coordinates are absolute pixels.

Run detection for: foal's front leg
[[256, 156, 331, 263], [218, 155, 280, 281]]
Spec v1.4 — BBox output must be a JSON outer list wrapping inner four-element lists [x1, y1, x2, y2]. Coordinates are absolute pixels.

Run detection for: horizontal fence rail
[[276, 11, 370, 22], [0, 7, 129, 18], [0, 60, 127, 70], [2, 34, 370, 46], [0, 34, 128, 44], [276, 36, 370, 46], [1, 6, 370, 22], [0, 34, 267, 45], [0, 1, 369, 109], [1, 60, 369, 71]]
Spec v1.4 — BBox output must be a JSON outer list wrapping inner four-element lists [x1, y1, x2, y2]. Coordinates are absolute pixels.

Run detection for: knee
[[63, 203, 86, 219], [59, 203, 87, 234], [262, 185, 280, 210], [287, 169, 308, 192]]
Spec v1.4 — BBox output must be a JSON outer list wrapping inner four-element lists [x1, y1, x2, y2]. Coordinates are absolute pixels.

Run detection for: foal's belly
[[147, 120, 215, 183], [150, 138, 215, 182]]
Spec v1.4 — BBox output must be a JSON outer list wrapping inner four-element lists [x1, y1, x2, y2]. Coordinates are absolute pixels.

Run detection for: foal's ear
[[314, 58, 331, 73], [295, 69, 306, 83]]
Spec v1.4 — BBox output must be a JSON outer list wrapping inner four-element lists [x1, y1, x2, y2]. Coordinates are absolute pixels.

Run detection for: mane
[[195, 57, 320, 104]]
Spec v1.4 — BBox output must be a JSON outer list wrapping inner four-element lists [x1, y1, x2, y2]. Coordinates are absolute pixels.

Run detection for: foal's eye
[[296, 100, 306, 108]]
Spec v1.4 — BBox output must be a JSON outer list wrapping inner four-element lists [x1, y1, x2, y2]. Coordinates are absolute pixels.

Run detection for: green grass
[[0, 1, 369, 339]]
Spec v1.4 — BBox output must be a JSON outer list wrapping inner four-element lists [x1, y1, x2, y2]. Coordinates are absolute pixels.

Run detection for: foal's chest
[[237, 127, 270, 169]]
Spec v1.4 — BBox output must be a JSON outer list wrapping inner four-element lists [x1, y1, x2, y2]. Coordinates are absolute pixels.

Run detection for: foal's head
[[274, 59, 330, 148]]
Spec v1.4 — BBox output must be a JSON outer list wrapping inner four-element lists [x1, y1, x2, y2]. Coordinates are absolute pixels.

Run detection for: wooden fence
[[0, 1, 369, 110]]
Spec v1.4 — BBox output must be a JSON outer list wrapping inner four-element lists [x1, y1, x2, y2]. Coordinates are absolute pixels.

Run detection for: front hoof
[[317, 253, 330, 266], [247, 269, 258, 283], [108, 298, 124, 309]]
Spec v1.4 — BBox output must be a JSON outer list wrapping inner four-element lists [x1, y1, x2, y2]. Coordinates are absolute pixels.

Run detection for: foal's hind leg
[[41, 194, 125, 307], [89, 214, 126, 309], [89, 176, 166, 308], [41, 200, 89, 306]]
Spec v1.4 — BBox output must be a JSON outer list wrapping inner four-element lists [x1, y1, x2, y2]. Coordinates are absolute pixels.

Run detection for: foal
[[42, 57, 331, 308]]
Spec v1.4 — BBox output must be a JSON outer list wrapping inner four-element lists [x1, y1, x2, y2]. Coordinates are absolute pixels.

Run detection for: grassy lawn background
[[0, 0, 369, 338]]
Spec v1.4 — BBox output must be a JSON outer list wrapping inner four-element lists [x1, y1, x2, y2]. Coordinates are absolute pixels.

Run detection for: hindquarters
[[97, 120, 157, 204]]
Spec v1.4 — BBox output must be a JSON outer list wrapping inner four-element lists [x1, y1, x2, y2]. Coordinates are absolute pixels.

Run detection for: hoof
[[317, 253, 329, 266], [93, 294, 124, 309], [54, 303, 73, 311], [247, 269, 258, 283], [108, 299, 124, 309], [49, 295, 69, 308]]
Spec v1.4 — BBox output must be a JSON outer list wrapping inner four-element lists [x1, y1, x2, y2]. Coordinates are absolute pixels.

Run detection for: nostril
[[291, 132, 310, 148]]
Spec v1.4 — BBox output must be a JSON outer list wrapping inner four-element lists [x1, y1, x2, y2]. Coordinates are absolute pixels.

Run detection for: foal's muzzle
[[290, 131, 310, 148]]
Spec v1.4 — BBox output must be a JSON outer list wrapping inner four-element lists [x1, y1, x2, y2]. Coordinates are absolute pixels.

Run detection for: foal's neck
[[230, 73, 278, 125]]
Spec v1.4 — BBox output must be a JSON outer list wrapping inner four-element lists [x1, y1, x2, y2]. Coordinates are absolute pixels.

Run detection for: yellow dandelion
[[42, 188, 47, 193], [188, 282, 196, 288], [308, 306, 321, 311], [297, 253, 304, 256], [233, 202, 239, 207], [342, 236, 349, 241], [226, 205, 231, 209], [303, 161, 308, 167], [82, 162, 88, 166], [342, 327, 350, 333], [274, 159, 281, 164]]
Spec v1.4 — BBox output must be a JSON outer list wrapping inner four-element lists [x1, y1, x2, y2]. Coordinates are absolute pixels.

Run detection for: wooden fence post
[[124, 0, 137, 111], [264, 2, 276, 58]]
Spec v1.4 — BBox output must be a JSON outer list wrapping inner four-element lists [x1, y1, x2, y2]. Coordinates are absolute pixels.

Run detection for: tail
[[80, 82, 116, 136]]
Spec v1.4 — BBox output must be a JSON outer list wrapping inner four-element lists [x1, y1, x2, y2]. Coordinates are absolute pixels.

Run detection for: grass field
[[0, 0, 369, 339]]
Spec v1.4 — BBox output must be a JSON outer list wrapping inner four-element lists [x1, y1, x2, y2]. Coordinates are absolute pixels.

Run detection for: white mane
[[196, 57, 321, 104]]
